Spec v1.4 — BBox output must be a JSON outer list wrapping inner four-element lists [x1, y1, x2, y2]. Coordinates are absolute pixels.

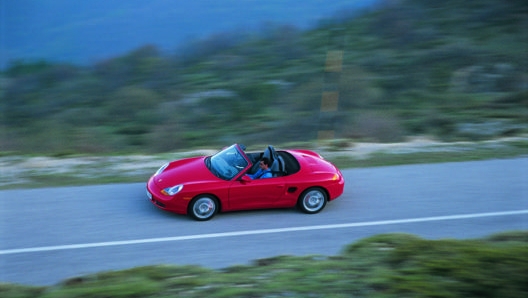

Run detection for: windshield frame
[[205, 144, 251, 180]]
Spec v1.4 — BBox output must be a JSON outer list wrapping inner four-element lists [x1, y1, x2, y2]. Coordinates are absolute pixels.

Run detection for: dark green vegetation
[[2, 231, 527, 297], [2, 0, 527, 155]]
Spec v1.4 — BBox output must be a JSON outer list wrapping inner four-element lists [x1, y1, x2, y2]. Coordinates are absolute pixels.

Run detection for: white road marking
[[1, 210, 527, 255]]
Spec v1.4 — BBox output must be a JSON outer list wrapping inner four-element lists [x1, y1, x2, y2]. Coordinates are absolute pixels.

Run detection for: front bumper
[[146, 177, 188, 214]]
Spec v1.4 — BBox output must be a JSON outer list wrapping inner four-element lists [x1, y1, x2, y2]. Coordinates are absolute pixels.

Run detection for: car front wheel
[[189, 195, 218, 221], [298, 187, 327, 214]]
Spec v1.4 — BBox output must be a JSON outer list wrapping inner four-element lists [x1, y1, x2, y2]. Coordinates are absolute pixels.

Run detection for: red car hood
[[153, 156, 217, 189]]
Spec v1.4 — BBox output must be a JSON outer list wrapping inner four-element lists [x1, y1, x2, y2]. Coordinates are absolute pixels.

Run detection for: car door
[[228, 176, 286, 211]]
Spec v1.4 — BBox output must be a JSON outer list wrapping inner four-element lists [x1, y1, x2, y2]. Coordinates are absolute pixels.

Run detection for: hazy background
[[1, 0, 527, 154], [2, 0, 379, 67]]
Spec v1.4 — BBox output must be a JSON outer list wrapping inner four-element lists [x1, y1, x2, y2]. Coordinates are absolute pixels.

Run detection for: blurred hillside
[[2, 0, 378, 67], [1, 0, 527, 154]]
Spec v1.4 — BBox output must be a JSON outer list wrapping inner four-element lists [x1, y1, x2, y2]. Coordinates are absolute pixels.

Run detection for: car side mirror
[[240, 175, 252, 183]]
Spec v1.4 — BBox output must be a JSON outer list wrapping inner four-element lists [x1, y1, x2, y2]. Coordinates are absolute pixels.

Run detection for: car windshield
[[206, 145, 249, 180]]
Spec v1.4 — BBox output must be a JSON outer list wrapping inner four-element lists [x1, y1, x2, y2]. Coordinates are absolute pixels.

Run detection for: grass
[[2, 231, 527, 297], [1, 136, 527, 189], [330, 139, 528, 168]]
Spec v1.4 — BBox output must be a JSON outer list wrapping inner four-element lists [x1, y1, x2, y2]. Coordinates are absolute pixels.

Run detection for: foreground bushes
[[2, 231, 527, 297]]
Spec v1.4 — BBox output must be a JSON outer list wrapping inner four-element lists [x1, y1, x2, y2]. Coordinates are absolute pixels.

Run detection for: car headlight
[[155, 163, 169, 176], [161, 184, 184, 196]]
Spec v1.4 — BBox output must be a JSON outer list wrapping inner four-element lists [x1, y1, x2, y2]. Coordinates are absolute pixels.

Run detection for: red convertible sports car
[[146, 144, 344, 220]]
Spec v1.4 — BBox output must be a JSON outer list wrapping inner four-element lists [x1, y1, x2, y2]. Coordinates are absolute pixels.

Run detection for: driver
[[246, 157, 272, 179]]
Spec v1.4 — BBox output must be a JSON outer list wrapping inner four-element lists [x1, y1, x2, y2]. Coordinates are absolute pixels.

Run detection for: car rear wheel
[[189, 195, 218, 221], [298, 187, 327, 214]]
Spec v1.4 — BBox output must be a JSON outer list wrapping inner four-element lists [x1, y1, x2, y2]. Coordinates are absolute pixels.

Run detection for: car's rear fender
[[292, 149, 324, 159], [277, 183, 330, 207]]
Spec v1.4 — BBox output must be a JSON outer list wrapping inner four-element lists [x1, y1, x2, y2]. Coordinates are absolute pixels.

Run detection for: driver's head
[[260, 157, 270, 169]]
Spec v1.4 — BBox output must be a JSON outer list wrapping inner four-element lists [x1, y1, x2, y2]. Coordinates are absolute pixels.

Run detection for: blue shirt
[[247, 168, 272, 179]]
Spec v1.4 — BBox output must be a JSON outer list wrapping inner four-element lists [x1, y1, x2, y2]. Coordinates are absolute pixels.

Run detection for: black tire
[[297, 187, 327, 214], [188, 195, 218, 221]]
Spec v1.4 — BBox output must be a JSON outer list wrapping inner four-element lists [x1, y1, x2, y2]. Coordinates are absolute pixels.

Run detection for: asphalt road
[[1, 158, 527, 285]]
